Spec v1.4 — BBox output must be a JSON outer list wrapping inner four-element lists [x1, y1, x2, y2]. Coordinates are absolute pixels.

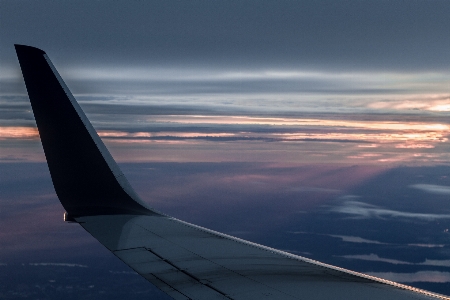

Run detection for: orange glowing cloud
[[276, 132, 446, 143], [95, 114, 448, 158], [429, 104, 450, 112], [368, 97, 450, 112], [145, 115, 449, 132], [395, 144, 435, 149], [98, 131, 235, 139], [0, 127, 39, 140]]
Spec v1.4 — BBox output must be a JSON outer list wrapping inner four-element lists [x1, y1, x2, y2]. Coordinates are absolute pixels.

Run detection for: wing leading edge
[[15, 44, 449, 300]]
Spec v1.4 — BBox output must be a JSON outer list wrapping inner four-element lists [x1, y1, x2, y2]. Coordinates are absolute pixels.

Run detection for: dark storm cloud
[[1, 1, 450, 71]]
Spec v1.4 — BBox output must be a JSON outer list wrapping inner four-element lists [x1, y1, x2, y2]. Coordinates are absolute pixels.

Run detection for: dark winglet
[[14, 45, 155, 218]]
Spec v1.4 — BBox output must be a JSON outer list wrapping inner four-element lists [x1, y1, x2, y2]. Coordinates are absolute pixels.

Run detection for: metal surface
[[78, 214, 445, 300]]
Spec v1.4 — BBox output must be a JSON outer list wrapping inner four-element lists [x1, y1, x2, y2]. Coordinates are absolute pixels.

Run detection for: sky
[[1, 0, 450, 165], [1, 1, 450, 298]]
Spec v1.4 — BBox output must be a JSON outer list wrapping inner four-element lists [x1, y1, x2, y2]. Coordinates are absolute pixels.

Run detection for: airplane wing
[[14, 44, 449, 300]]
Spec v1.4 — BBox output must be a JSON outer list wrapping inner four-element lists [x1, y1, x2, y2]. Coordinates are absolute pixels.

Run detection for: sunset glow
[[1, 114, 448, 165], [0, 127, 39, 139], [98, 131, 235, 138], [145, 115, 449, 132], [429, 104, 450, 112], [368, 98, 450, 112]]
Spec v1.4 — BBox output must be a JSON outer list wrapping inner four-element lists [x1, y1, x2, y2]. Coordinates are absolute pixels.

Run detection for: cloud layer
[[410, 184, 450, 195], [331, 200, 450, 220], [341, 253, 450, 267], [367, 271, 450, 283]]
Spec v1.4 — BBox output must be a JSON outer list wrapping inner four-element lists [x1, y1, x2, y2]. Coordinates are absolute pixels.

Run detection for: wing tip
[[14, 44, 46, 55], [15, 44, 157, 218]]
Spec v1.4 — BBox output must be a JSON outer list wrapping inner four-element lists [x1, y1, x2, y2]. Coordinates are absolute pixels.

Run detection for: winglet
[[15, 45, 155, 218]]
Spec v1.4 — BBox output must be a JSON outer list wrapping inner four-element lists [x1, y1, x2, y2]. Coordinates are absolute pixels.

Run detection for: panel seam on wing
[[166, 217, 450, 300]]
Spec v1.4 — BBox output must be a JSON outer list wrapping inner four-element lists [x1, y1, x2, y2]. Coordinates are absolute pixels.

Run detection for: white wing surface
[[15, 44, 449, 300]]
